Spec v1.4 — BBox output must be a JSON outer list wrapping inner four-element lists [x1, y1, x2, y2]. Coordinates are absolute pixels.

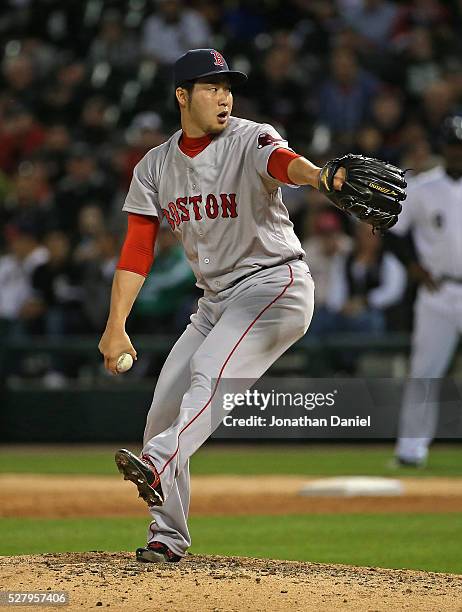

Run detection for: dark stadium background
[[1, 0, 462, 440]]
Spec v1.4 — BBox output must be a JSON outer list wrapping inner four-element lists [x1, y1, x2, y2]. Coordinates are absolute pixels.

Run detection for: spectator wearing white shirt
[[0, 223, 49, 338]]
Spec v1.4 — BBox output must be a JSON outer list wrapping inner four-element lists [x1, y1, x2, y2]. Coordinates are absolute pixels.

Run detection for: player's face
[[187, 78, 233, 136]]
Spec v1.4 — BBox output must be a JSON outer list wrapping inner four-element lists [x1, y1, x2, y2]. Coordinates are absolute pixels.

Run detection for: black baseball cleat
[[115, 448, 164, 507], [136, 542, 182, 563], [396, 456, 426, 468], [389, 456, 426, 469]]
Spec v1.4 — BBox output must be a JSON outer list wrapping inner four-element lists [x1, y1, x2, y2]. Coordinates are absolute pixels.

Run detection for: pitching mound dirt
[[1, 552, 461, 612]]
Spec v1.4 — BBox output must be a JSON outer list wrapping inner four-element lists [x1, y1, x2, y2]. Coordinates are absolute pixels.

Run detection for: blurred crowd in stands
[[1, 0, 462, 375]]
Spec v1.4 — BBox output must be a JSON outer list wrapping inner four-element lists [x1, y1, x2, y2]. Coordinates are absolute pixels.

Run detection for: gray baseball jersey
[[123, 116, 305, 292]]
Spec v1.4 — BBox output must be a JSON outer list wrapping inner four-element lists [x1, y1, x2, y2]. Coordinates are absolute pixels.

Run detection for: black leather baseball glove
[[318, 154, 407, 231]]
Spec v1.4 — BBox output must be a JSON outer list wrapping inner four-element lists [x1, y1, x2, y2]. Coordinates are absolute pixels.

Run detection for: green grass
[[191, 445, 462, 477], [1, 514, 461, 574], [0, 449, 116, 475], [0, 444, 461, 477]]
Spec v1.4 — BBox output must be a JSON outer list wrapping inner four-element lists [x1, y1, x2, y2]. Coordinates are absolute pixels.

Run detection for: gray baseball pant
[[141, 259, 314, 556]]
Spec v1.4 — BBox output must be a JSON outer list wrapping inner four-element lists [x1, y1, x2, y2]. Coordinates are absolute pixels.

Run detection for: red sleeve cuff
[[267, 148, 300, 185], [116, 213, 160, 277]]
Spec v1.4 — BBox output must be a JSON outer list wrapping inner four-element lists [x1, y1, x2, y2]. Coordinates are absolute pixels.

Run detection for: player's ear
[[175, 87, 185, 109], [176, 87, 190, 110]]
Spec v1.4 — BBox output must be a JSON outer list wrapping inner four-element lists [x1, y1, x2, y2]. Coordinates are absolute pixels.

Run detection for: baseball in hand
[[116, 353, 134, 373]]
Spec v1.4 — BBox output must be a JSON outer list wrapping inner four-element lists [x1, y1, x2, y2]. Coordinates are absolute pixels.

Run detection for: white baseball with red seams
[[122, 116, 314, 557], [116, 353, 133, 373]]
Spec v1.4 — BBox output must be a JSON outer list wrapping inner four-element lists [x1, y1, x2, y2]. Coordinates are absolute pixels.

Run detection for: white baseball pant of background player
[[141, 260, 313, 556], [393, 166, 462, 464]]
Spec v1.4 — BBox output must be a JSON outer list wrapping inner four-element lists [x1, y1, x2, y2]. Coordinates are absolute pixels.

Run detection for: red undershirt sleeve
[[116, 213, 159, 277], [267, 148, 301, 185]]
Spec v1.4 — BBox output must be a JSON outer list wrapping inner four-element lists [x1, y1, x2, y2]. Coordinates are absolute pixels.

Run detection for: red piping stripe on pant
[[158, 264, 295, 476]]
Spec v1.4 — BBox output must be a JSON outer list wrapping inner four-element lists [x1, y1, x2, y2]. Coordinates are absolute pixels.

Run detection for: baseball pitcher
[[98, 49, 406, 563]]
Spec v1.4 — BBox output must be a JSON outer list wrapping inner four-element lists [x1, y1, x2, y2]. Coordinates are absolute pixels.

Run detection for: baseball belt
[[438, 275, 462, 285]]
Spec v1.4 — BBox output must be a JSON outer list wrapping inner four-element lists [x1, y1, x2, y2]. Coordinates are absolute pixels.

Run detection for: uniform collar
[[179, 132, 214, 158]]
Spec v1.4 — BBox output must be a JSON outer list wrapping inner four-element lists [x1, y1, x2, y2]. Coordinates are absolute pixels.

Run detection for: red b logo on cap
[[211, 50, 225, 67]]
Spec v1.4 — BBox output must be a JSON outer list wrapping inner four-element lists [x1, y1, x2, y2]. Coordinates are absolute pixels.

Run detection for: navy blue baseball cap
[[174, 49, 247, 88]]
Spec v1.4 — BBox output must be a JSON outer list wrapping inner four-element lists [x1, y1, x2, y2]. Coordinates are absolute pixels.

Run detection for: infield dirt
[[1, 474, 462, 517]]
